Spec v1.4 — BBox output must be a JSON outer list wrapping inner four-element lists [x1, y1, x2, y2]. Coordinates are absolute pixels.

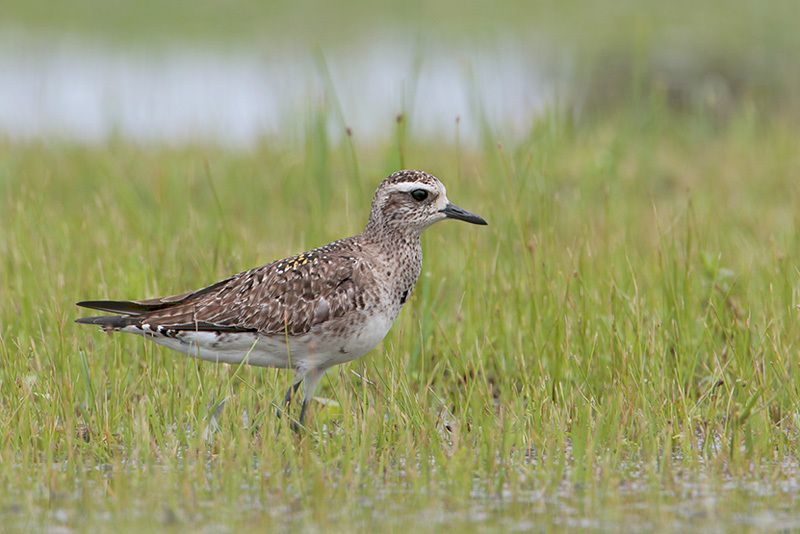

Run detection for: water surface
[[0, 32, 555, 148]]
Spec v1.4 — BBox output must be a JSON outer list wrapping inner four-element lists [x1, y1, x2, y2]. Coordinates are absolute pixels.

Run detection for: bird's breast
[[339, 308, 395, 359]]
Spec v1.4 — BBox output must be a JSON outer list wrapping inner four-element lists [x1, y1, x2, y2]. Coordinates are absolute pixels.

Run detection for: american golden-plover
[[77, 170, 487, 425]]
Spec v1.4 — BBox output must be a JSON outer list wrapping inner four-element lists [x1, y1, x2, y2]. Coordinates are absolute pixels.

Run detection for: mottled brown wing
[[76, 277, 235, 315], [138, 251, 373, 336]]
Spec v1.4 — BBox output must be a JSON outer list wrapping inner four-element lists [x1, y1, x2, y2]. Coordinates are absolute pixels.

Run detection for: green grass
[[1, 104, 800, 530]]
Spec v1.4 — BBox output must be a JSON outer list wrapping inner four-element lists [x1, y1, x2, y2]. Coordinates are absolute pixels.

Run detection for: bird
[[76, 170, 487, 427]]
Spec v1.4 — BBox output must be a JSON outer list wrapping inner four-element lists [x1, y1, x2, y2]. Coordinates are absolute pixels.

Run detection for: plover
[[76, 170, 487, 426]]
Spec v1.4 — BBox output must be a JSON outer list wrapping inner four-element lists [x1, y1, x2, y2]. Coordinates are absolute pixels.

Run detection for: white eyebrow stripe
[[386, 182, 435, 193]]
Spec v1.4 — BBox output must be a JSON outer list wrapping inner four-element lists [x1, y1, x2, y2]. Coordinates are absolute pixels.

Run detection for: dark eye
[[410, 189, 428, 201]]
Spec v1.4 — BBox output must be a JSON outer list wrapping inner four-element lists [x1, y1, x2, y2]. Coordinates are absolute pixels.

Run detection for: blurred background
[[3, 0, 798, 149]]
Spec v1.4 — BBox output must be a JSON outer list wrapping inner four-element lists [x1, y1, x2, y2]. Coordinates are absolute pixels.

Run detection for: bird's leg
[[276, 376, 303, 420], [284, 380, 302, 405], [291, 368, 325, 432], [298, 399, 310, 427]]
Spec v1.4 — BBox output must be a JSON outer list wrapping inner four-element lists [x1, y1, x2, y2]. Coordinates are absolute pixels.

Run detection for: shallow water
[[0, 31, 555, 149], [3, 458, 800, 532]]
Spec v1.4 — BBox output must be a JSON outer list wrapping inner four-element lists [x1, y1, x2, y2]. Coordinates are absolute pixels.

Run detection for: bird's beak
[[440, 203, 488, 225]]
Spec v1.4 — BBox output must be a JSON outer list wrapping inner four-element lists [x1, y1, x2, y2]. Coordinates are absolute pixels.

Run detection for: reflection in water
[[0, 34, 555, 148], [3, 455, 800, 530]]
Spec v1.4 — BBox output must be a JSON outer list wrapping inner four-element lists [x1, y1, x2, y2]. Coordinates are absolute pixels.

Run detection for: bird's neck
[[360, 223, 422, 257], [362, 215, 422, 247], [359, 224, 423, 295]]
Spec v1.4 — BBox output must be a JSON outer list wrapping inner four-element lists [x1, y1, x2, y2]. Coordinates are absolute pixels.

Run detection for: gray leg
[[298, 399, 310, 426], [284, 380, 302, 405], [291, 368, 325, 431], [276, 375, 303, 420]]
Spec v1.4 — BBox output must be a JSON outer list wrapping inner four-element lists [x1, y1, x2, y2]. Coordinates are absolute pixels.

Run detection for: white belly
[[340, 311, 394, 359], [121, 310, 395, 371], [124, 327, 295, 368]]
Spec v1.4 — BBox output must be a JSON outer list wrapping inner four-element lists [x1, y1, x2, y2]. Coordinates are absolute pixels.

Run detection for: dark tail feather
[[75, 315, 136, 329], [76, 277, 234, 316], [76, 300, 158, 315]]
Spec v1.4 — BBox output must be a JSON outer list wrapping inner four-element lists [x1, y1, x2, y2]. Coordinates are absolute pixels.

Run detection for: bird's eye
[[410, 189, 429, 201]]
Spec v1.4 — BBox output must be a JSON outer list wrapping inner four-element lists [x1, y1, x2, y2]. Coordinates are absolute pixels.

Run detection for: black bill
[[440, 203, 488, 225]]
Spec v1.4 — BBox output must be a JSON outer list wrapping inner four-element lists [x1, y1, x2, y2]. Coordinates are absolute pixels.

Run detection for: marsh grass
[[1, 102, 800, 530]]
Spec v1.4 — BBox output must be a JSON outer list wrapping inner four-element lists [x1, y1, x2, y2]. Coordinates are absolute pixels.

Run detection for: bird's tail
[[75, 315, 137, 330]]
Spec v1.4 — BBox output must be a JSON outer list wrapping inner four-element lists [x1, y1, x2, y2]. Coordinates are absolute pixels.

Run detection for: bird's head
[[365, 170, 487, 237]]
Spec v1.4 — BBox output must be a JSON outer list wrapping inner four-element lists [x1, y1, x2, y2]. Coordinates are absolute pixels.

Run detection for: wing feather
[[76, 276, 235, 315], [133, 249, 373, 335]]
